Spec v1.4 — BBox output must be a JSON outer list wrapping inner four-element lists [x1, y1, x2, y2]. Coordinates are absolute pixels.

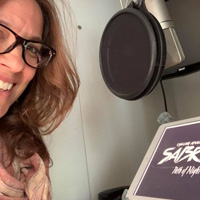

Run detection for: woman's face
[[0, 0, 43, 117]]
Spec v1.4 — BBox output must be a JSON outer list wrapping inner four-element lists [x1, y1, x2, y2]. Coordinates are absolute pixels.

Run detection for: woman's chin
[[0, 107, 9, 118]]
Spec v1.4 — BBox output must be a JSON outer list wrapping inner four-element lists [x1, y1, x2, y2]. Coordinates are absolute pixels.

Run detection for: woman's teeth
[[0, 80, 13, 91]]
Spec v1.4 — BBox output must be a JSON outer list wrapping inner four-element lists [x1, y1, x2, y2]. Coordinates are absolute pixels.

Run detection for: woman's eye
[[27, 45, 38, 54]]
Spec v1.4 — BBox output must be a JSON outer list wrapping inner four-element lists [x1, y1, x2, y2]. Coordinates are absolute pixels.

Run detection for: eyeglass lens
[[0, 25, 53, 68]]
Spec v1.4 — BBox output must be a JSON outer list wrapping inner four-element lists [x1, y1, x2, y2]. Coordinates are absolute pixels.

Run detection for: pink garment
[[0, 139, 52, 200]]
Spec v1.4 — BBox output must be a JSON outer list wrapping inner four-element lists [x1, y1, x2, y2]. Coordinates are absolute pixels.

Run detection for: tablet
[[126, 116, 200, 200]]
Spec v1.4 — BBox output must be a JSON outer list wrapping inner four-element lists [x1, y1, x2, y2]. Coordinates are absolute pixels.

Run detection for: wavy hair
[[0, 0, 80, 164]]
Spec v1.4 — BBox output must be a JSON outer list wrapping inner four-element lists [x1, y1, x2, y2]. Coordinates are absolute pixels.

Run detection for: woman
[[0, 0, 79, 199]]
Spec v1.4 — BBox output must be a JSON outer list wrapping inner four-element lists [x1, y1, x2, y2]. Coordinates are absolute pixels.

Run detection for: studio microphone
[[145, 0, 185, 68]]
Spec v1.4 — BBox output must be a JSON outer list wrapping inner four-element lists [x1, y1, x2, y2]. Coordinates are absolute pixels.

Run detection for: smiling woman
[[0, 0, 79, 199]]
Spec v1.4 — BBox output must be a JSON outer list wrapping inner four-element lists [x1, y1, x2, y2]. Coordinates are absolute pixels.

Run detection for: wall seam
[[78, 92, 92, 200]]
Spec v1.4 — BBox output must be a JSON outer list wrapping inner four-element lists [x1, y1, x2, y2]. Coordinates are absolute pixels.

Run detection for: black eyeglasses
[[0, 23, 56, 69]]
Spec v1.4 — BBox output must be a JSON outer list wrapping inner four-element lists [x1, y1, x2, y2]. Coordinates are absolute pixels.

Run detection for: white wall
[[45, 0, 200, 200], [69, 1, 172, 199], [45, 97, 90, 200]]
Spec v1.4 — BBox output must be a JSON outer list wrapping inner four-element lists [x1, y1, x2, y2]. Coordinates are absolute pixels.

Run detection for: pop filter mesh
[[100, 11, 157, 99]]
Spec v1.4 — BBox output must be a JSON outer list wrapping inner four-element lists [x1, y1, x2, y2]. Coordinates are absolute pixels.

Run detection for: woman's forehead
[[0, 0, 43, 39]]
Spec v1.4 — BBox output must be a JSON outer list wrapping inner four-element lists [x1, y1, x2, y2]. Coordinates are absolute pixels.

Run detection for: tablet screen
[[134, 122, 200, 200]]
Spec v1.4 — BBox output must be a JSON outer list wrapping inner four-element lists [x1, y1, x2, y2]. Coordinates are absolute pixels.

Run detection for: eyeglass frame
[[0, 23, 56, 69]]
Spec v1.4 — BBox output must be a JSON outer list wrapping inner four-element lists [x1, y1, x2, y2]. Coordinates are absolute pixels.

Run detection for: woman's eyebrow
[[0, 19, 10, 27], [27, 36, 42, 42], [0, 19, 42, 42]]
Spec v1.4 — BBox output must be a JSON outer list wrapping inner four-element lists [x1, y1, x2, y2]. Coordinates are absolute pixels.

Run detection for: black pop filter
[[100, 1, 166, 100]]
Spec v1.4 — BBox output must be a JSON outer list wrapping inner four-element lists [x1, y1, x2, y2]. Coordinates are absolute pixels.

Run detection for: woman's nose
[[1, 45, 26, 73]]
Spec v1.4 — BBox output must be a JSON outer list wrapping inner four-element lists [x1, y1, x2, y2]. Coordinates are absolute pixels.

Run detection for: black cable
[[160, 80, 168, 112]]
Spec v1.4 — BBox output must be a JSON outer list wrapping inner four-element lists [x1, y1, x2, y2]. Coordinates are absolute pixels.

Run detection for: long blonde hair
[[0, 0, 80, 163]]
